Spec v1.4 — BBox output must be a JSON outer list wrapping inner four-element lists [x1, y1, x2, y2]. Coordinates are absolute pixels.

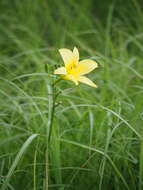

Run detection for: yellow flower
[[54, 47, 98, 87]]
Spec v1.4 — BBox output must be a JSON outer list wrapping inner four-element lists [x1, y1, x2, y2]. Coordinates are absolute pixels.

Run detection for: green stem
[[53, 77, 62, 86], [45, 84, 54, 190], [47, 78, 62, 142], [47, 84, 55, 143], [45, 148, 49, 190], [45, 77, 61, 190]]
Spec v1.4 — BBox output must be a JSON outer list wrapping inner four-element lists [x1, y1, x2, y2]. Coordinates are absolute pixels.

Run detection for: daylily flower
[[54, 47, 98, 87]]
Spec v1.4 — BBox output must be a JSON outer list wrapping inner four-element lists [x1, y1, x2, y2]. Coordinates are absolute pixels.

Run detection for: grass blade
[[1, 134, 38, 190]]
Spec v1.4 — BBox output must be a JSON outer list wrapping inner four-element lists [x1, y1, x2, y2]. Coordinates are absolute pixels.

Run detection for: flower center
[[66, 60, 77, 74]]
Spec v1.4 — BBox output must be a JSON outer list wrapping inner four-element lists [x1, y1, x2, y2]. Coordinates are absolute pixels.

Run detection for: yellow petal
[[59, 48, 74, 65], [73, 47, 79, 61], [76, 59, 98, 75], [78, 76, 97, 88], [62, 74, 79, 85], [54, 67, 66, 74]]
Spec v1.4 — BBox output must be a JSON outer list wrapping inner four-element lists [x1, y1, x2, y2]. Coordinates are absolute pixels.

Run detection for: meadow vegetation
[[0, 0, 143, 189]]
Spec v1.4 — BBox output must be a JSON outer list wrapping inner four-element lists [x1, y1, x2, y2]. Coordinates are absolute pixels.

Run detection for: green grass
[[0, 0, 143, 189]]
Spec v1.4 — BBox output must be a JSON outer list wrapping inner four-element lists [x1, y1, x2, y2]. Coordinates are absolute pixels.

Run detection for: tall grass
[[0, 0, 143, 189]]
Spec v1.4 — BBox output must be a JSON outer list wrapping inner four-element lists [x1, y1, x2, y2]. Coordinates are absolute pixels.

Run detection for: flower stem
[[45, 84, 54, 190], [47, 84, 55, 143], [45, 77, 61, 190]]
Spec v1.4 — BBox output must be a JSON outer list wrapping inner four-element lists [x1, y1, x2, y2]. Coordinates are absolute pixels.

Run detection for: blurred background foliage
[[0, 0, 143, 190]]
